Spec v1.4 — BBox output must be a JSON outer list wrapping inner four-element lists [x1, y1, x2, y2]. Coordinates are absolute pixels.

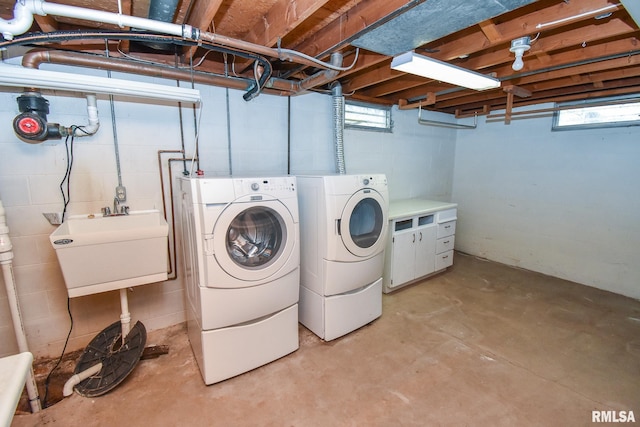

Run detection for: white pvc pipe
[[0, 0, 196, 40], [71, 94, 100, 137], [62, 362, 102, 397], [119, 288, 131, 341], [0, 200, 41, 413]]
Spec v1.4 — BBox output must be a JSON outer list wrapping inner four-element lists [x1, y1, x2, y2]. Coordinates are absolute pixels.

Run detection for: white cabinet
[[383, 200, 457, 293]]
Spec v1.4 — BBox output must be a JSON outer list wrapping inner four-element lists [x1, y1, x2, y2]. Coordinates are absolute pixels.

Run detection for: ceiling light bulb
[[512, 51, 525, 71], [509, 36, 531, 72]]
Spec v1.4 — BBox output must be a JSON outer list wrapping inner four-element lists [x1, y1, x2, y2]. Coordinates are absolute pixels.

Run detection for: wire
[[59, 132, 75, 222], [42, 296, 73, 408], [279, 47, 360, 71]]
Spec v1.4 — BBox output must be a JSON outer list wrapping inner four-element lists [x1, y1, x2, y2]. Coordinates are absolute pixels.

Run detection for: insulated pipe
[[0, 200, 41, 413], [331, 81, 346, 174], [62, 362, 102, 397]]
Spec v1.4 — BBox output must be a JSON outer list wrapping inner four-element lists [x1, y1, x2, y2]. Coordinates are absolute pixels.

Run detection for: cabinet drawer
[[437, 221, 456, 238], [435, 250, 454, 271], [436, 235, 455, 254]]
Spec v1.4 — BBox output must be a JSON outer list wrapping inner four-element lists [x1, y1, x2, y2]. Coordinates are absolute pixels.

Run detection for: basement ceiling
[[1, 0, 639, 116]]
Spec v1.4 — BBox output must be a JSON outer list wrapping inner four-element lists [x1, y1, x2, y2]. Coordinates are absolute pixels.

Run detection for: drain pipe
[[0, 200, 41, 413], [62, 362, 102, 397], [331, 81, 346, 174], [73, 94, 100, 136]]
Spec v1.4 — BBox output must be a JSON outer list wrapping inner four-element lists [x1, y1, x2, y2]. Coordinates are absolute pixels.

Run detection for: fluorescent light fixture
[[0, 63, 201, 103], [390, 51, 501, 91]]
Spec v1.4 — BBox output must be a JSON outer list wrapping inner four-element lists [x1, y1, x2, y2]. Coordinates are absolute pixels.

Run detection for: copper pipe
[[21, 49, 295, 96], [157, 149, 198, 281]]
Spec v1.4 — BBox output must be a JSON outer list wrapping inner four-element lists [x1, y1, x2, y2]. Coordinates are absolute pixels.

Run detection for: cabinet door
[[414, 225, 437, 278], [390, 230, 416, 288]]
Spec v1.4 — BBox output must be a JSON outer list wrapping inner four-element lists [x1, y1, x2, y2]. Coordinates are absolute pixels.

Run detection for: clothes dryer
[[178, 176, 299, 384], [297, 174, 389, 340]]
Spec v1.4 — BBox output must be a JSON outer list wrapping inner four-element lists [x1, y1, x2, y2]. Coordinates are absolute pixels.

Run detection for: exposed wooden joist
[[233, 0, 332, 71], [34, 14, 58, 33], [478, 19, 502, 43], [426, 0, 622, 61], [384, 37, 640, 108], [290, 0, 418, 57]]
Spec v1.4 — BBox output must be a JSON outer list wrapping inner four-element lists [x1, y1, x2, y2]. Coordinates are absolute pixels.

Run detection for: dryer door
[[212, 199, 296, 283], [339, 189, 388, 258]]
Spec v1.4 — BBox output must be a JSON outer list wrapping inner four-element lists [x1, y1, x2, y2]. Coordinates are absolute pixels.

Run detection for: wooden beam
[[478, 19, 502, 43], [290, 0, 414, 57], [503, 85, 532, 98], [233, 0, 331, 71], [398, 93, 436, 110], [34, 14, 57, 33], [505, 91, 514, 125]]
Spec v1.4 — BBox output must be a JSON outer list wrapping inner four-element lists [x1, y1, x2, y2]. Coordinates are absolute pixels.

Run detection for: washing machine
[[178, 176, 300, 385], [296, 174, 389, 341]]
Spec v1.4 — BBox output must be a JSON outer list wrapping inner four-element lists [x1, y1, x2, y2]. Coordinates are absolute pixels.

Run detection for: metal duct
[[331, 82, 346, 175], [351, 0, 537, 56], [148, 0, 180, 22], [142, 0, 180, 50]]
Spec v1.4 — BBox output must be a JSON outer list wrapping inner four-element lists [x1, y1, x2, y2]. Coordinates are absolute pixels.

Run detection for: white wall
[[452, 105, 640, 300], [0, 64, 456, 358]]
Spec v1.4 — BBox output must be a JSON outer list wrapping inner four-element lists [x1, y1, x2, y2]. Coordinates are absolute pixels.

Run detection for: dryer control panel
[[359, 175, 387, 187]]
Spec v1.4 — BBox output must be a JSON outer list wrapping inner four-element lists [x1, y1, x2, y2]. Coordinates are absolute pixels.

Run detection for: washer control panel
[[235, 177, 296, 196]]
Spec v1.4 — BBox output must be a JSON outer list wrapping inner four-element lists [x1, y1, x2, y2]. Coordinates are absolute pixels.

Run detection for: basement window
[[345, 101, 392, 132], [552, 96, 640, 131]]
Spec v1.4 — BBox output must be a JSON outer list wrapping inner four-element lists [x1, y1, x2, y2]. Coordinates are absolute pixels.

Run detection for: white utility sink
[[0, 352, 33, 426], [50, 210, 169, 297]]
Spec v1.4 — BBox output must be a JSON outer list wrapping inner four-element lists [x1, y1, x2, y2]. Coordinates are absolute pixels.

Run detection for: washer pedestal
[[188, 304, 299, 385], [299, 278, 382, 341]]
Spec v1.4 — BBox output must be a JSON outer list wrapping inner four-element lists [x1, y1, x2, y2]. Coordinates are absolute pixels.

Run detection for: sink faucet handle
[[122, 206, 130, 215], [101, 207, 111, 216]]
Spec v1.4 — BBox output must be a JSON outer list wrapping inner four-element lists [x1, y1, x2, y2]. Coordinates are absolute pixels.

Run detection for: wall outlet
[[116, 185, 127, 202]]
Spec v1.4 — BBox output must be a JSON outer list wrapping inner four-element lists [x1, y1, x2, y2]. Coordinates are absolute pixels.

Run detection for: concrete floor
[[12, 253, 640, 426]]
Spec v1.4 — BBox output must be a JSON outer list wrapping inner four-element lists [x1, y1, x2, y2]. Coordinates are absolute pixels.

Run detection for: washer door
[[340, 189, 388, 258], [212, 200, 295, 282]]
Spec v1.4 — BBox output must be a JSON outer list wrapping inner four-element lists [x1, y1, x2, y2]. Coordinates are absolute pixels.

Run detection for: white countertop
[[389, 198, 457, 220], [0, 352, 33, 427]]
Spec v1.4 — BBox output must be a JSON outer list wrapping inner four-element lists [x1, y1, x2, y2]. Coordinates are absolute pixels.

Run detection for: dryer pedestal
[[188, 304, 299, 385], [299, 278, 382, 341]]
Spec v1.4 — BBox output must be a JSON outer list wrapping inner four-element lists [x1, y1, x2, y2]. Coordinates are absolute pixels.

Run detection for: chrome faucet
[[101, 198, 129, 216]]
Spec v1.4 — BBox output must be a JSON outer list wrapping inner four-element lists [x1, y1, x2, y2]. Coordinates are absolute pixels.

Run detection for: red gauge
[[13, 112, 47, 142], [16, 115, 42, 135]]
